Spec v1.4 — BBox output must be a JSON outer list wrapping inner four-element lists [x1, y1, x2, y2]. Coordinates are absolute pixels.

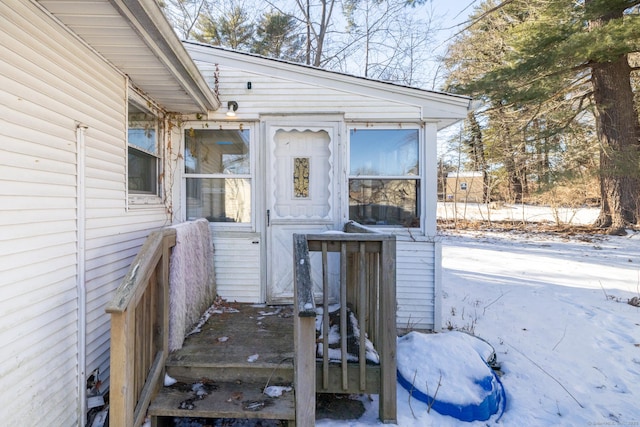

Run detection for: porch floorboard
[[165, 303, 295, 384]]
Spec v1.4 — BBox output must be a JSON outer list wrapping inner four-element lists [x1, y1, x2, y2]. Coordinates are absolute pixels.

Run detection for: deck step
[[165, 359, 294, 384], [149, 380, 295, 422]]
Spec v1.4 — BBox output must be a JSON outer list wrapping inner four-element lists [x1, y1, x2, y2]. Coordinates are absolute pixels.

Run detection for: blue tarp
[[396, 332, 506, 422]]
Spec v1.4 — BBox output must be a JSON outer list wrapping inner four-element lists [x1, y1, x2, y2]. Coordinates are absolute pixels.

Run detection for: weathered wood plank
[[107, 228, 177, 427], [109, 309, 136, 426], [307, 239, 382, 254], [299, 226, 397, 424], [106, 228, 177, 314], [315, 364, 381, 394], [134, 351, 165, 427], [358, 242, 367, 391], [343, 221, 378, 234], [293, 233, 316, 427], [379, 238, 397, 423], [293, 234, 316, 318], [294, 316, 316, 427], [149, 381, 295, 420]]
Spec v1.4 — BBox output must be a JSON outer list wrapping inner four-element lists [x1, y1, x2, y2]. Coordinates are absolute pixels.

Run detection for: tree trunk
[[503, 143, 524, 203], [591, 53, 640, 234], [587, 2, 640, 234]]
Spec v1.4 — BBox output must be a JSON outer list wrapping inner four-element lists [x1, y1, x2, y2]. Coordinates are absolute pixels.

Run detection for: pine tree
[[448, 0, 640, 233], [195, 5, 254, 51], [252, 11, 305, 62]]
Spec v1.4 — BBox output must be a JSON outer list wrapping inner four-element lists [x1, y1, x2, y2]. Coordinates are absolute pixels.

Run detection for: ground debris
[[178, 398, 195, 410], [170, 379, 219, 409], [242, 400, 269, 411], [187, 296, 240, 337]]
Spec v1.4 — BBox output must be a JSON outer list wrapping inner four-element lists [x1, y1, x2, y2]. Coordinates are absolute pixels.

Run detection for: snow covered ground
[[318, 205, 640, 426], [436, 201, 601, 225]]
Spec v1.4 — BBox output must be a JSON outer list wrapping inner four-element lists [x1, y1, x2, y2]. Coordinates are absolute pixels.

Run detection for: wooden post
[[106, 229, 177, 427], [293, 234, 316, 427], [379, 237, 397, 423], [109, 309, 136, 426]]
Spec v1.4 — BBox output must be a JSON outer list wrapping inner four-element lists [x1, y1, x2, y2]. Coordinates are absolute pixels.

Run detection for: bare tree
[[290, 0, 339, 66], [339, 0, 437, 86]]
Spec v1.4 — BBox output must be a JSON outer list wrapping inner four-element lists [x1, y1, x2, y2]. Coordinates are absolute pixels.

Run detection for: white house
[[182, 42, 471, 332], [0, 0, 471, 424]]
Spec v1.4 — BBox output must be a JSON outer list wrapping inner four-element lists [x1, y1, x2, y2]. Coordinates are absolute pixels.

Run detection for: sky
[[423, 1, 481, 160]]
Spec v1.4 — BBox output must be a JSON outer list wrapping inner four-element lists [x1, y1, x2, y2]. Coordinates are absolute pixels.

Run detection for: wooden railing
[[105, 228, 176, 427], [293, 222, 397, 425]]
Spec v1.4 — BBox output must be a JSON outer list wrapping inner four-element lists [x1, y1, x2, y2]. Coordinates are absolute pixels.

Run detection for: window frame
[[182, 122, 256, 231], [126, 89, 163, 206], [347, 125, 423, 230]]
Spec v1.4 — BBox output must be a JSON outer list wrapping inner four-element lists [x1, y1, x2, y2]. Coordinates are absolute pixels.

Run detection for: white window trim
[[347, 123, 424, 233], [181, 121, 256, 231], [126, 86, 164, 208]]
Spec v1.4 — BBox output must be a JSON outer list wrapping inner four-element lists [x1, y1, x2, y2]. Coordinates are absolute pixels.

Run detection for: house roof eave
[[109, 0, 220, 113], [37, 0, 219, 114]]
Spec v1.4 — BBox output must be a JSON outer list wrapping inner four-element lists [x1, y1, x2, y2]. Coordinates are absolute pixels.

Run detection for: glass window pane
[[128, 103, 157, 154], [350, 129, 418, 176], [349, 179, 419, 226], [186, 178, 251, 223], [128, 149, 157, 194], [185, 129, 250, 175]]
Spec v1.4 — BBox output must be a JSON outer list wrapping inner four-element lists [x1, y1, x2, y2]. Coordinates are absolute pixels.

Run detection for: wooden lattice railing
[[293, 222, 397, 426], [105, 228, 176, 427]]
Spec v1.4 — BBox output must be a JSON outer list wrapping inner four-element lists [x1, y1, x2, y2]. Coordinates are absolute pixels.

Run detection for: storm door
[[265, 124, 340, 303]]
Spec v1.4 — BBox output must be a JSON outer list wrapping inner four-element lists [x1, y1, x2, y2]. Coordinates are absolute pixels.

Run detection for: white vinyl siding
[[190, 56, 443, 326], [196, 64, 422, 121], [212, 232, 262, 302], [1, 1, 171, 424], [395, 240, 439, 331]]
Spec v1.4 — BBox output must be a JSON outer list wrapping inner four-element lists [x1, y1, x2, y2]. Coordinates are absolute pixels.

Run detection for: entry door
[[266, 124, 339, 304]]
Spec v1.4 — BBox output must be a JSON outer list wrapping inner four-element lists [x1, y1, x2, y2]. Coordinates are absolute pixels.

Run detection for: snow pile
[[315, 305, 380, 364], [317, 223, 640, 426], [397, 331, 504, 422]]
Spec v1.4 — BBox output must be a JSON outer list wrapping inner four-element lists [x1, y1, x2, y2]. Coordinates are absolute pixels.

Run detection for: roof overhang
[[184, 42, 472, 130], [37, 0, 219, 114]]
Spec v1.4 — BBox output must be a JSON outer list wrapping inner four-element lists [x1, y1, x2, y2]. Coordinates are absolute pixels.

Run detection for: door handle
[[267, 209, 270, 227]]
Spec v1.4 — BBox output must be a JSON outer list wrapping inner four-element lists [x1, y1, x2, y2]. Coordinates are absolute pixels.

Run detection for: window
[[128, 100, 160, 196], [184, 128, 251, 223], [349, 128, 420, 227], [460, 182, 468, 191]]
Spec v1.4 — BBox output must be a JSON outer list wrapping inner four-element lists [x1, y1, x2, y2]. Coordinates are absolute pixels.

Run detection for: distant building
[[446, 172, 485, 203]]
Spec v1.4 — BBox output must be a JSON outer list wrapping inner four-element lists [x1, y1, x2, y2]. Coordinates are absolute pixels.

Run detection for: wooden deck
[[164, 303, 295, 383], [109, 224, 397, 426], [148, 303, 297, 425]]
